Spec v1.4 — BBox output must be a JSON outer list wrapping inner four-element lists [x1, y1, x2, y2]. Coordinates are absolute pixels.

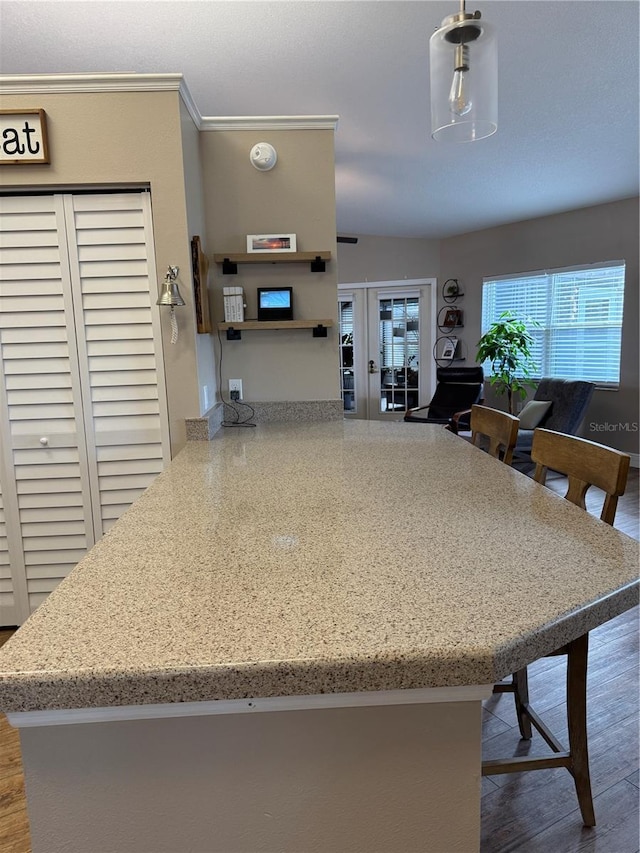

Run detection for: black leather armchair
[[404, 366, 484, 429]]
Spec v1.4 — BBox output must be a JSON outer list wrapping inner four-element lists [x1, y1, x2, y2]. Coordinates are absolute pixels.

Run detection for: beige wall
[[201, 129, 339, 403], [337, 234, 440, 284], [179, 99, 218, 414], [439, 197, 640, 454], [0, 89, 200, 455]]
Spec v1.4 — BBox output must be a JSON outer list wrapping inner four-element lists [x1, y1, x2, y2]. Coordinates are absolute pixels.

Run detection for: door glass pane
[[339, 299, 355, 412], [379, 296, 419, 414]]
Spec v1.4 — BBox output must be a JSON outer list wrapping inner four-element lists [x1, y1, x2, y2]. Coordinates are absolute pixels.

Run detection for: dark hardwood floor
[[0, 630, 30, 853], [0, 471, 638, 853]]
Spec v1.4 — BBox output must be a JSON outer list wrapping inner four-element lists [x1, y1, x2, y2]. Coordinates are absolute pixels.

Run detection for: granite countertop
[[0, 420, 637, 713]]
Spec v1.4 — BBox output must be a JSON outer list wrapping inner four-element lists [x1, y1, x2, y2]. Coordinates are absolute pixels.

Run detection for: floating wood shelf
[[214, 251, 332, 274], [218, 319, 334, 340]]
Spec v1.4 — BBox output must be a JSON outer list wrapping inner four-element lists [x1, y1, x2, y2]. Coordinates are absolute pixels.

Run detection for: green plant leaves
[[476, 311, 539, 413]]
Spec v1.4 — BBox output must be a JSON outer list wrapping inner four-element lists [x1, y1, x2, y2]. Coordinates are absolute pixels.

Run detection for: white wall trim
[[0, 72, 186, 95], [200, 115, 339, 132], [7, 684, 493, 728], [177, 81, 203, 130]]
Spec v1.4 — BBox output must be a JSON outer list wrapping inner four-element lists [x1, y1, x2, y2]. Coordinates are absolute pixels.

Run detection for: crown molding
[[0, 74, 337, 132], [200, 116, 339, 132], [176, 80, 202, 129], [0, 72, 205, 126], [0, 72, 186, 95]]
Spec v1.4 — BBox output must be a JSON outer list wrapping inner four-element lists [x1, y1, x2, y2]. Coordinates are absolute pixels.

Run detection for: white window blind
[[339, 299, 354, 338], [482, 262, 625, 386], [379, 296, 419, 370]]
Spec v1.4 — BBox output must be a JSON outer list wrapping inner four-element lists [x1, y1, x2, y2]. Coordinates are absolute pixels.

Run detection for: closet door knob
[[39, 437, 49, 446]]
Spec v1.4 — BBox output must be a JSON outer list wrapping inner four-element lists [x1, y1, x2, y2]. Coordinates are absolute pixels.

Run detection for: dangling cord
[[170, 306, 179, 344]]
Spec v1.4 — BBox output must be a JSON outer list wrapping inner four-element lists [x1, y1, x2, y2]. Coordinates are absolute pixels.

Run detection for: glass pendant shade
[[430, 12, 497, 142]]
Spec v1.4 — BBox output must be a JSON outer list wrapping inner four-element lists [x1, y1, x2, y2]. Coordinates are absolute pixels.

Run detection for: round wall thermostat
[[250, 142, 277, 171]]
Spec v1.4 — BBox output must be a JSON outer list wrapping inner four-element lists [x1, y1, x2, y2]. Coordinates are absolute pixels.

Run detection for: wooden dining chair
[[531, 427, 630, 524], [470, 404, 520, 465], [483, 428, 631, 827]]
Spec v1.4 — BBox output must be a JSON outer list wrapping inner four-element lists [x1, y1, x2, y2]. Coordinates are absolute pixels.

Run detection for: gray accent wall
[[439, 197, 639, 454], [337, 234, 440, 283]]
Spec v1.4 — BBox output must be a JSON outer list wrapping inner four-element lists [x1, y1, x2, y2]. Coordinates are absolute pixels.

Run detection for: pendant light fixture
[[430, 0, 497, 142]]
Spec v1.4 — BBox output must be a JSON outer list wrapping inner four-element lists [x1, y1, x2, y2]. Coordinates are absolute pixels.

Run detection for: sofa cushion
[[515, 428, 535, 452], [518, 400, 552, 430]]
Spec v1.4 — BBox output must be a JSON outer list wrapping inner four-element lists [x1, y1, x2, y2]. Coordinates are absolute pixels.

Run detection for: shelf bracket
[[226, 327, 242, 340], [312, 324, 328, 338], [310, 256, 326, 273], [221, 258, 238, 275]]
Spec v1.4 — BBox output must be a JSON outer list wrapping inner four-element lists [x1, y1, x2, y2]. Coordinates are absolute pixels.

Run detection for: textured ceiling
[[0, 1, 638, 238]]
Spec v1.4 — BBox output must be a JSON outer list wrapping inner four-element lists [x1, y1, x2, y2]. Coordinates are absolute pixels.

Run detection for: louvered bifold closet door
[[0, 482, 11, 621], [0, 195, 95, 619], [0, 466, 26, 625], [0, 477, 8, 617], [0, 192, 170, 624], [63, 194, 170, 539]]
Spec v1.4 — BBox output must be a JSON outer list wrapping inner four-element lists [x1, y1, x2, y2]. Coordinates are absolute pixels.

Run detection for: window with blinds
[[338, 298, 355, 412], [379, 297, 419, 370], [378, 295, 420, 413], [482, 262, 625, 386]]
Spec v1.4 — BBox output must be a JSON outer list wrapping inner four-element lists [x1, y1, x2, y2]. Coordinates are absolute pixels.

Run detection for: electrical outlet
[[229, 379, 243, 400]]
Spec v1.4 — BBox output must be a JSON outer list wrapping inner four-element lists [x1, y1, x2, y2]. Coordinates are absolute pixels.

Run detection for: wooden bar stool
[[483, 428, 631, 827]]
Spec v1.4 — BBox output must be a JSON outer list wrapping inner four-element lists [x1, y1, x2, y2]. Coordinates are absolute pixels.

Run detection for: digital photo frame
[[257, 287, 293, 321]]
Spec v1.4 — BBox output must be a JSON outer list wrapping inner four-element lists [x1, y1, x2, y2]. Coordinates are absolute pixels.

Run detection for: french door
[[338, 280, 435, 420]]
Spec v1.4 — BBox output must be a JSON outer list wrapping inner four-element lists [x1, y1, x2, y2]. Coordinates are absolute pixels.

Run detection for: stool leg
[[567, 633, 595, 827], [513, 667, 532, 740]]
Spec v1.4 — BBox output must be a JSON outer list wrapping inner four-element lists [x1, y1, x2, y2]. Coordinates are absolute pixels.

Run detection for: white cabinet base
[[17, 692, 488, 853]]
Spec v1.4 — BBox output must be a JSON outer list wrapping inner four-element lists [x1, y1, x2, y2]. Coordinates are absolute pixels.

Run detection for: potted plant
[[476, 311, 538, 414]]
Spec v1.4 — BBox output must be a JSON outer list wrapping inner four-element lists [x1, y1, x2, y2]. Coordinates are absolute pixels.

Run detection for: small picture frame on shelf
[[443, 308, 462, 328], [246, 233, 297, 253], [441, 337, 458, 360]]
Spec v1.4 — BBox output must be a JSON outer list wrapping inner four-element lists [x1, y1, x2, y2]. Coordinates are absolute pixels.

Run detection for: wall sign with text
[[0, 110, 50, 164]]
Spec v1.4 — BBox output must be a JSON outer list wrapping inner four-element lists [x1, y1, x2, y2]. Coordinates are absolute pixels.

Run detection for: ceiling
[[1, 1, 638, 239]]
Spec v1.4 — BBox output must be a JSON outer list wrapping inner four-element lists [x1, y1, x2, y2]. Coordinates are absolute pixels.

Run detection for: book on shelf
[[223, 286, 245, 323]]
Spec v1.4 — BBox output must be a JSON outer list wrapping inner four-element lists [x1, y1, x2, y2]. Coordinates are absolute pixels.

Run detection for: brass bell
[[157, 266, 186, 307]]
